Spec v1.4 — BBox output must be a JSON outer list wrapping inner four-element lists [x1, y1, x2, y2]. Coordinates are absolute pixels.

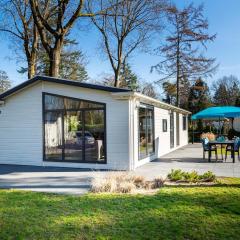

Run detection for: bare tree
[[140, 81, 158, 99], [29, 0, 122, 77], [152, 3, 218, 107], [29, 0, 85, 77], [0, 0, 39, 78], [212, 75, 240, 106], [87, 0, 165, 87]]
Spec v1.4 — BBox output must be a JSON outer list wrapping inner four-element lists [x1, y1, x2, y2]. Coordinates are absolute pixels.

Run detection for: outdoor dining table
[[208, 140, 235, 163]]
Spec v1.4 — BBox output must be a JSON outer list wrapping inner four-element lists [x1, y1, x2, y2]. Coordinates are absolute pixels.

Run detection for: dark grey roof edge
[[0, 75, 131, 100]]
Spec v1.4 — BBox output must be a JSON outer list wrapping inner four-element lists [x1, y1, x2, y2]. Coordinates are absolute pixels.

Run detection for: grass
[[0, 178, 240, 240], [216, 147, 239, 156]]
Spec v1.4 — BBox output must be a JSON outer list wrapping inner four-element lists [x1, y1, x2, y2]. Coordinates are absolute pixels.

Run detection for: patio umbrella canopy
[[191, 106, 240, 120]]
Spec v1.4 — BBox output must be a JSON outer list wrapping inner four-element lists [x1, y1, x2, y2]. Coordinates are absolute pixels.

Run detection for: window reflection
[[45, 94, 64, 110], [64, 111, 83, 161], [85, 110, 105, 162], [45, 112, 63, 160]]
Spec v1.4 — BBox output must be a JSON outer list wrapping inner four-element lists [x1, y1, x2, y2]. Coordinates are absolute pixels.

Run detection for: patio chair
[[225, 137, 240, 161], [201, 138, 218, 160]]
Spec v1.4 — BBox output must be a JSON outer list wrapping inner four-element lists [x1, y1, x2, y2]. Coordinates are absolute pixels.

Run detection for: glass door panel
[[139, 108, 147, 159], [147, 108, 154, 154], [45, 112, 63, 160], [64, 111, 83, 161], [84, 110, 105, 162]]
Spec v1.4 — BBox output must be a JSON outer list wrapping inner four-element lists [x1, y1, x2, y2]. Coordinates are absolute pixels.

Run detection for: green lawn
[[0, 179, 240, 240]]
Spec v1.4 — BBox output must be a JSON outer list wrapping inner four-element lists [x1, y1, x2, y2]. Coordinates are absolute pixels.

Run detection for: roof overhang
[[111, 92, 191, 115], [0, 75, 131, 100]]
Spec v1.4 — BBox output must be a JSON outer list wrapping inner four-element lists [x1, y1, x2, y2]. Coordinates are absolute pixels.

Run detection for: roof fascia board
[[111, 92, 191, 114]]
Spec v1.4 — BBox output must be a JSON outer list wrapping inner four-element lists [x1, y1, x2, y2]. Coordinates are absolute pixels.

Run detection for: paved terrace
[[0, 144, 239, 195], [135, 143, 240, 179]]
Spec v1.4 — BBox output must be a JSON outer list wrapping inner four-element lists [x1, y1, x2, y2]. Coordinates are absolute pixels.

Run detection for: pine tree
[[0, 70, 11, 93], [119, 64, 139, 91], [102, 64, 139, 91], [212, 75, 240, 106], [188, 78, 212, 114], [162, 82, 176, 104]]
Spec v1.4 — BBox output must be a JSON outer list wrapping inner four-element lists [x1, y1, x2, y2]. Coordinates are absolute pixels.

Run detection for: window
[[162, 119, 167, 132], [43, 93, 106, 163], [183, 115, 187, 130], [138, 104, 154, 160]]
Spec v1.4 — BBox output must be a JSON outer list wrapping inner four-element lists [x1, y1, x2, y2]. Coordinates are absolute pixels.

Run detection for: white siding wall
[[133, 101, 189, 169], [0, 83, 43, 166], [0, 81, 189, 171], [0, 81, 130, 170]]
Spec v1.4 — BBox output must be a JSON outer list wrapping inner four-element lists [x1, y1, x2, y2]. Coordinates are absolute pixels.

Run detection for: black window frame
[[42, 92, 107, 164], [183, 115, 187, 131], [162, 119, 168, 132], [138, 103, 155, 160]]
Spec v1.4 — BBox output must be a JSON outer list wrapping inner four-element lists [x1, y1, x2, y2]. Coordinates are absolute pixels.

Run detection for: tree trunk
[[176, 57, 180, 107], [114, 68, 121, 87], [114, 40, 123, 88], [49, 39, 63, 77], [176, 35, 180, 107], [28, 60, 36, 79]]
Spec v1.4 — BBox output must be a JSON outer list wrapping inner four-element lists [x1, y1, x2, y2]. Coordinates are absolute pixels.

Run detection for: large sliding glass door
[[43, 93, 106, 163], [170, 112, 174, 148], [138, 104, 155, 160]]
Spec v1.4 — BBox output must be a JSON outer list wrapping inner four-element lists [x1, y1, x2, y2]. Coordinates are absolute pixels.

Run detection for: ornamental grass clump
[[91, 173, 137, 193], [90, 173, 165, 193], [152, 177, 165, 189], [131, 175, 146, 189]]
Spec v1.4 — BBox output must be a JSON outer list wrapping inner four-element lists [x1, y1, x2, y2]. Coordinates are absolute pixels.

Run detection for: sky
[[0, 0, 240, 88]]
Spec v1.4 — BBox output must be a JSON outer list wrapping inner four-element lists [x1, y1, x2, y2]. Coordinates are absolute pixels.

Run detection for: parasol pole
[[219, 117, 221, 136]]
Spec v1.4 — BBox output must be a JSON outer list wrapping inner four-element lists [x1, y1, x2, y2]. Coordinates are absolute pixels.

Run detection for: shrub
[[199, 171, 216, 182], [183, 171, 199, 183], [167, 169, 216, 183], [167, 169, 184, 181]]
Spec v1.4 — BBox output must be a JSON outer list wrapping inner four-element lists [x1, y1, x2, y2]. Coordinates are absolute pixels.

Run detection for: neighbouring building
[[0, 76, 190, 170]]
